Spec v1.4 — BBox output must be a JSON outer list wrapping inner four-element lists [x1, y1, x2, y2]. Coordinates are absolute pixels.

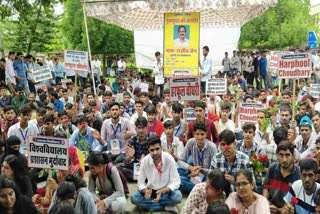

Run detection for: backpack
[[93, 162, 129, 195]]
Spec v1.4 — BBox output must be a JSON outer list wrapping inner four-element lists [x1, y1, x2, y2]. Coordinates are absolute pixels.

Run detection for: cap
[[299, 116, 312, 128], [46, 103, 55, 109]]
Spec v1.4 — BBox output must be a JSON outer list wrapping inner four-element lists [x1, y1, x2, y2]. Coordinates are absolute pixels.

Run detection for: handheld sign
[[310, 84, 320, 99], [269, 51, 293, 69], [32, 65, 52, 83], [28, 136, 69, 170], [206, 78, 227, 95], [238, 103, 266, 123], [110, 139, 120, 155], [277, 54, 312, 79], [170, 75, 200, 102], [133, 163, 140, 180], [185, 108, 196, 123], [64, 50, 89, 72], [139, 83, 149, 93]]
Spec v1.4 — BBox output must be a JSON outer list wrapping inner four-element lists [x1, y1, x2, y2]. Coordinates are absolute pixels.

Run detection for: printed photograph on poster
[[238, 103, 266, 123], [110, 139, 120, 155], [133, 162, 140, 180], [277, 53, 312, 79], [185, 108, 196, 123], [206, 78, 227, 95], [174, 25, 190, 47], [27, 136, 69, 171], [170, 76, 200, 102]]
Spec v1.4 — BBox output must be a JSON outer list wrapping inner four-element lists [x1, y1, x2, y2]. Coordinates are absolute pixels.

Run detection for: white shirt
[[231, 55, 240, 69], [174, 38, 189, 47], [5, 59, 16, 85], [117, 60, 126, 71], [91, 60, 101, 74], [65, 69, 75, 77], [130, 112, 147, 126], [8, 122, 40, 146], [59, 97, 74, 106], [217, 119, 235, 134], [200, 56, 213, 82], [160, 134, 184, 159], [153, 60, 164, 85], [243, 56, 252, 72], [138, 152, 180, 191], [28, 119, 42, 133], [222, 57, 231, 71]]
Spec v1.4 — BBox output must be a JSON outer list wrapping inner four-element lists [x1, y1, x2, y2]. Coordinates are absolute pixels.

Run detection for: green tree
[[239, 0, 319, 49], [61, 0, 134, 55]]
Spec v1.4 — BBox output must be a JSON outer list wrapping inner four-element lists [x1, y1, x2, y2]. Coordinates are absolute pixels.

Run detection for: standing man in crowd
[[153, 51, 165, 101], [199, 46, 213, 93], [13, 52, 29, 94], [117, 56, 126, 77]]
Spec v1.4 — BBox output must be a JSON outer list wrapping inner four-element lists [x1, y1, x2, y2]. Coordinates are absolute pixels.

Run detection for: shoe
[[164, 205, 178, 213]]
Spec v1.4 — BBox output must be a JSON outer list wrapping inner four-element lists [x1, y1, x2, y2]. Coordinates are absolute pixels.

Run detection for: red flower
[[269, 101, 275, 107], [37, 188, 45, 196], [257, 155, 268, 162], [275, 91, 279, 96], [301, 97, 306, 102], [231, 208, 239, 214], [224, 145, 231, 150], [291, 197, 298, 205], [253, 154, 258, 160]]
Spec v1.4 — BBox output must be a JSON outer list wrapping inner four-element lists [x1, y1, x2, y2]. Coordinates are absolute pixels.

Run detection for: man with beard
[[118, 117, 155, 181], [0, 86, 11, 108], [146, 105, 163, 137], [49, 91, 64, 113], [123, 92, 135, 117], [263, 141, 300, 213], [101, 102, 135, 163], [7, 105, 39, 151], [131, 135, 182, 213], [311, 111, 320, 137], [0, 106, 19, 135], [294, 116, 318, 159], [178, 121, 217, 193], [282, 158, 319, 214], [29, 107, 46, 133], [83, 106, 102, 133]]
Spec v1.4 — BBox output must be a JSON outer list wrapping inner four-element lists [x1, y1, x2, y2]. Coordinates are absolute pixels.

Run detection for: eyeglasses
[[235, 181, 250, 188], [149, 147, 161, 152]]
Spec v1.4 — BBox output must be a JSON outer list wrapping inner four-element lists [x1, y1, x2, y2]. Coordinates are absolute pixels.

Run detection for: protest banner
[[139, 83, 149, 93], [34, 82, 47, 92], [277, 53, 312, 79], [185, 108, 196, 123], [269, 51, 293, 69], [27, 136, 69, 171], [238, 103, 266, 123], [170, 75, 200, 101], [32, 65, 52, 83], [310, 84, 320, 98], [206, 78, 227, 95], [164, 12, 200, 77], [64, 50, 89, 72]]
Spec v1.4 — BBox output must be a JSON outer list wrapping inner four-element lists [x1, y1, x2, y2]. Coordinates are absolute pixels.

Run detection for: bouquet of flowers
[[250, 154, 268, 173]]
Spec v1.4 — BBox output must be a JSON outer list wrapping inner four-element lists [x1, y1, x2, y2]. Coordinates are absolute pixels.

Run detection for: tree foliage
[[239, 0, 319, 50], [61, 0, 134, 55]]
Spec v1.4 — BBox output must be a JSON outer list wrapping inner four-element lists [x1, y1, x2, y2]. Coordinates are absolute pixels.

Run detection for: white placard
[[269, 51, 293, 69], [277, 53, 312, 79], [32, 65, 52, 83], [27, 136, 69, 170], [310, 84, 320, 98], [140, 83, 149, 93], [170, 75, 200, 101], [64, 50, 89, 72], [206, 78, 227, 95], [185, 108, 196, 123], [238, 103, 266, 123]]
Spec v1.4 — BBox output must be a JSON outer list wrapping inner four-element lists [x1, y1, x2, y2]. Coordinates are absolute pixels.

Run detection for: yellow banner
[[164, 12, 200, 77]]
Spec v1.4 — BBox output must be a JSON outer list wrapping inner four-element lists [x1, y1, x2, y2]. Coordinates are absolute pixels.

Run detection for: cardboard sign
[[185, 108, 196, 123], [133, 162, 140, 180], [206, 78, 227, 95], [269, 51, 293, 69], [139, 83, 149, 93], [32, 65, 52, 83], [238, 103, 266, 123], [64, 50, 89, 72], [310, 84, 320, 98], [170, 75, 200, 101], [277, 54, 312, 79], [27, 136, 69, 170], [34, 82, 47, 91], [110, 139, 120, 155]]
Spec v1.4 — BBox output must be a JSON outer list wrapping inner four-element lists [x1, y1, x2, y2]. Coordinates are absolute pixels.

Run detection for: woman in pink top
[[226, 169, 270, 214]]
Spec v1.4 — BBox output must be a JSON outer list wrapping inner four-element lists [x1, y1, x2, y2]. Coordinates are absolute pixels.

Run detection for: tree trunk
[[27, 1, 42, 54]]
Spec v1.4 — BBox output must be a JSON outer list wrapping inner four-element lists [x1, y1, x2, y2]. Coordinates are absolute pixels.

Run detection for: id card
[[110, 139, 120, 155]]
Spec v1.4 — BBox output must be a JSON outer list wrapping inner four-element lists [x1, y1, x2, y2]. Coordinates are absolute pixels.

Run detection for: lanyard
[[111, 124, 121, 137], [197, 148, 205, 166], [148, 122, 156, 133], [174, 122, 182, 137], [303, 185, 316, 214], [223, 157, 236, 174], [19, 128, 29, 143]]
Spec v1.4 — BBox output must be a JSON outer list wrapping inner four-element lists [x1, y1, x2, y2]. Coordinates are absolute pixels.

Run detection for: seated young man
[[178, 121, 217, 193], [131, 135, 182, 213]]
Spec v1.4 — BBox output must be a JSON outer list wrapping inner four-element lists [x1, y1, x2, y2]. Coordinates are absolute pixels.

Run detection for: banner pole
[[82, 1, 97, 95], [291, 79, 296, 121]]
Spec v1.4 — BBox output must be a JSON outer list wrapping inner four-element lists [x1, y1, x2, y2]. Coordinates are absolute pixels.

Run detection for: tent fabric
[[86, 0, 277, 31]]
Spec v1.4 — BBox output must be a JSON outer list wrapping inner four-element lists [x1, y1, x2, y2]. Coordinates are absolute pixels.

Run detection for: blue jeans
[[178, 168, 206, 194], [130, 190, 182, 211]]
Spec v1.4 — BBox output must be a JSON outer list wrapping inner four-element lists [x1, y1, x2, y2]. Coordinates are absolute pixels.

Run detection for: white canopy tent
[[85, 0, 277, 70]]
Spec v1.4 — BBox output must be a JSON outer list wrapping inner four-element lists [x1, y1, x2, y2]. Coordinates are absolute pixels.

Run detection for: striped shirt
[[236, 140, 266, 157]]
